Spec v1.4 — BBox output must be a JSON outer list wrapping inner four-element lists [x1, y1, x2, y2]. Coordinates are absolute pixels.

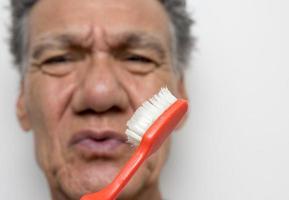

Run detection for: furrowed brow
[[31, 32, 166, 60]]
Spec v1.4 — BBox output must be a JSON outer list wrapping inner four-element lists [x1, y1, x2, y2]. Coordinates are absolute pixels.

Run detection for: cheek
[[117, 67, 178, 108], [25, 78, 59, 133], [24, 75, 75, 170], [24, 80, 55, 171], [24, 73, 76, 131], [135, 138, 171, 188]]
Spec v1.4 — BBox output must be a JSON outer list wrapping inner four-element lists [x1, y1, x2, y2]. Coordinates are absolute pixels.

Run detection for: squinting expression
[[17, 0, 186, 199]]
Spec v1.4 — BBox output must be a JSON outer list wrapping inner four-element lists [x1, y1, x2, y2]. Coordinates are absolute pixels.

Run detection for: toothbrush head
[[125, 87, 188, 154], [125, 87, 177, 146]]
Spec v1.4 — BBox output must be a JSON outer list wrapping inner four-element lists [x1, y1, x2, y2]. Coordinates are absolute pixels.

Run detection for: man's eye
[[35, 54, 78, 76], [126, 55, 154, 64], [42, 55, 72, 65], [121, 54, 160, 75]]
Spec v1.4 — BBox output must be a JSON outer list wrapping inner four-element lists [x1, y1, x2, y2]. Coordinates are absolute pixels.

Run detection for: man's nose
[[71, 55, 128, 115]]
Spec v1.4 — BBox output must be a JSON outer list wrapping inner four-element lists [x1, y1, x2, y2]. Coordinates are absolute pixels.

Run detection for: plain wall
[[1, 0, 289, 199]]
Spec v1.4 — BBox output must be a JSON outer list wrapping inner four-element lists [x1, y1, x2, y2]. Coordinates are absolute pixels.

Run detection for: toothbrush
[[81, 87, 188, 200]]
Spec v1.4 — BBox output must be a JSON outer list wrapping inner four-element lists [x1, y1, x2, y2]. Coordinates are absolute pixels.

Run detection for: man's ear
[[177, 75, 188, 100], [175, 75, 188, 130], [16, 83, 31, 131]]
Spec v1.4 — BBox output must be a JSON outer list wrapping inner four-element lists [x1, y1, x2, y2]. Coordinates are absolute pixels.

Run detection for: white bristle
[[125, 87, 177, 146]]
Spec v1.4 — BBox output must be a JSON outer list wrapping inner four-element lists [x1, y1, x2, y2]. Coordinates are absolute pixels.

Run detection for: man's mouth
[[69, 130, 128, 158]]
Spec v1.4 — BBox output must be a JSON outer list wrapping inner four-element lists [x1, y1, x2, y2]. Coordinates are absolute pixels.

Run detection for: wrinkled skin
[[16, 0, 187, 199]]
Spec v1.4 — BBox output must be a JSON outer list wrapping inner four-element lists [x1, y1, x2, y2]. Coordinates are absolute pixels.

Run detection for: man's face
[[17, 0, 186, 199]]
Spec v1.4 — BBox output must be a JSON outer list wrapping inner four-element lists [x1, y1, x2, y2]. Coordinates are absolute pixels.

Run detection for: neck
[[51, 182, 162, 200], [121, 181, 162, 200]]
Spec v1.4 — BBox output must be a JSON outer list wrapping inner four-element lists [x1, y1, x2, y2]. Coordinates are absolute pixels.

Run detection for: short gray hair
[[9, 0, 194, 75]]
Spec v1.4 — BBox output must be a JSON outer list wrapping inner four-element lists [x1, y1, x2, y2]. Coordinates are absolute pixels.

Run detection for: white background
[[1, 0, 289, 199]]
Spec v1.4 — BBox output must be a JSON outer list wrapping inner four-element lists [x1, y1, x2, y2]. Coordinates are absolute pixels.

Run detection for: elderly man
[[10, 0, 193, 199]]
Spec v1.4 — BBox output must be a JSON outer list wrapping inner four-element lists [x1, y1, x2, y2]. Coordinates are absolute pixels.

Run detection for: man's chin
[[53, 160, 120, 199], [51, 158, 149, 200]]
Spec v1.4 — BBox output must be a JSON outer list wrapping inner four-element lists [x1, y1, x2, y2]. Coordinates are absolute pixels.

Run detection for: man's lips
[[69, 130, 128, 158]]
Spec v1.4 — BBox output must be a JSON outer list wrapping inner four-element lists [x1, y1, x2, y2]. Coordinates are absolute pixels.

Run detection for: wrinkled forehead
[[27, 0, 173, 51]]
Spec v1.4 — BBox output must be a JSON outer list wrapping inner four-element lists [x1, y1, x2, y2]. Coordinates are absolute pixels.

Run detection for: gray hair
[[9, 0, 194, 76]]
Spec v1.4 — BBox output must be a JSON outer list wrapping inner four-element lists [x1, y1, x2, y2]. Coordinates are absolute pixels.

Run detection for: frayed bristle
[[125, 87, 177, 146]]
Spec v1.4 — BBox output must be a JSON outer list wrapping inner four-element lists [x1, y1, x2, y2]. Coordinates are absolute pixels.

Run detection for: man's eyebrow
[[31, 34, 81, 59], [31, 32, 167, 59], [112, 32, 166, 59]]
